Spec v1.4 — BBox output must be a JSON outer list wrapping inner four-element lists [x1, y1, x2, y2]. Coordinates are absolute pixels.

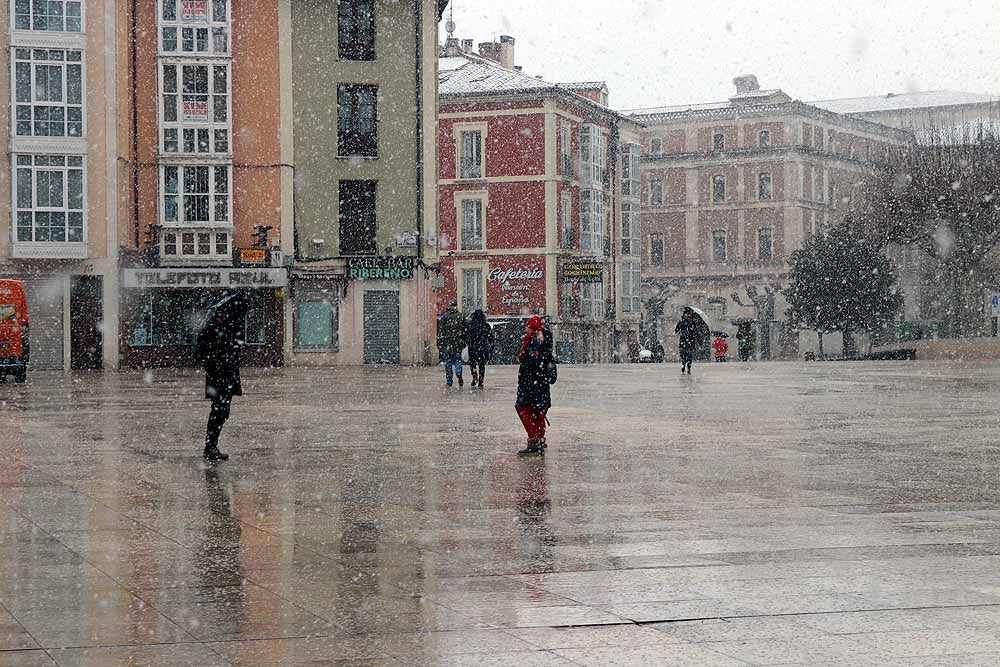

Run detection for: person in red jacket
[[712, 334, 729, 362]]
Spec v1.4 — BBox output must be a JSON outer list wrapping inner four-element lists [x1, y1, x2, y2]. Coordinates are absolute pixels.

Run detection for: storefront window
[[295, 291, 338, 351], [127, 290, 265, 348]]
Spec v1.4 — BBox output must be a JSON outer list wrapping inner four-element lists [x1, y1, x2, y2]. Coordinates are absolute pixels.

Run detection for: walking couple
[[437, 301, 494, 388]]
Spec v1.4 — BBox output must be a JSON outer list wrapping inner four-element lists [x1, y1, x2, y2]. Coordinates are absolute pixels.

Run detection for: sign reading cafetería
[[347, 256, 416, 280], [561, 261, 604, 283], [122, 268, 287, 288]]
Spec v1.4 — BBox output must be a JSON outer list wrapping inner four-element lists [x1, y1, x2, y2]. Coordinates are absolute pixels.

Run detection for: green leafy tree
[[784, 222, 904, 357]]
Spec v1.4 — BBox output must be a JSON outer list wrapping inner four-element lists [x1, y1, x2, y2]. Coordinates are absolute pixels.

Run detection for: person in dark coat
[[736, 321, 755, 362], [516, 315, 556, 456], [465, 309, 494, 388], [675, 306, 702, 375], [437, 301, 467, 387], [195, 292, 249, 461]]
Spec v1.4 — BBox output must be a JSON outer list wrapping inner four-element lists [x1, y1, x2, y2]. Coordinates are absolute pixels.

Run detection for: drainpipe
[[609, 118, 620, 361], [413, 0, 423, 261], [130, 0, 140, 248]]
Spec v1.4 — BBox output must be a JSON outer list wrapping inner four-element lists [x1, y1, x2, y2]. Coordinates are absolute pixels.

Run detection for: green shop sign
[[347, 256, 416, 280]]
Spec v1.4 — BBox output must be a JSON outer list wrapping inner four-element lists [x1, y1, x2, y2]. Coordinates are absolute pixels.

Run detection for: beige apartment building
[[0, 0, 120, 370], [283, 0, 444, 365], [628, 76, 912, 359]]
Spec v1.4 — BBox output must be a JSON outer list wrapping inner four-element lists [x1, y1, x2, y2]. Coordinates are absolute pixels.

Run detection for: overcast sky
[[441, 0, 1000, 111]]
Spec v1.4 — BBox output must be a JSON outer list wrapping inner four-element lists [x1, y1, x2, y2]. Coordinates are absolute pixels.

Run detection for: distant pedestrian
[[675, 307, 701, 375], [736, 321, 755, 362], [437, 301, 467, 387], [712, 334, 729, 362], [195, 292, 250, 462], [465, 309, 494, 388], [516, 315, 557, 456]]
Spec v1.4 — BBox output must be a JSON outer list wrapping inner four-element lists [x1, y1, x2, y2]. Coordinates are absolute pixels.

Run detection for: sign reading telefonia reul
[[347, 256, 416, 280], [122, 268, 287, 288]]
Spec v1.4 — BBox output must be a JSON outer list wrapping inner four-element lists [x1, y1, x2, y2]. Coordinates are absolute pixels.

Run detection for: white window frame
[[580, 123, 606, 186], [580, 280, 604, 320], [580, 188, 604, 254], [160, 163, 232, 227], [621, 201, 639, 257], [12, 47, 85, 141], [758, 172, 772, 201], [456, 261, 487, 314], [559, 124, 572, 176], [11, 153, 87, 257], [712, 132, 725, 151], [454, 122, 486, 180], [621, 260, 641, 315], [622, 142, 640, 197], [160, 228, 231, 263], [12, 0, 84, 33], [158, 0, 231, 56], [454, 190, 487, 252], [758, 129, 770, 148], [159, 60, 231, 156], [712, 229, 728, 262], [560, 192, 573, 248], [758, 227, 773, 261], [649, 179, 663, 207], [814, 168, 825, 202], [649, 137, 662, 155]]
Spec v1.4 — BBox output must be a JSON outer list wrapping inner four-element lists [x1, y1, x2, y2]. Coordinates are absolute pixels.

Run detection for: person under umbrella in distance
[[195, 292, 250, 462]]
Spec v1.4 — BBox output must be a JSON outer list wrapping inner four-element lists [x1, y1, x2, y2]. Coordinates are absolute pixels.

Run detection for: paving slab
[[2, 362, 1000, 662]]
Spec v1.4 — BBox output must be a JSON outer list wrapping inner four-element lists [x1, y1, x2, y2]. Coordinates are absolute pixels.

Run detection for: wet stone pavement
[[2, 361, 1000, 666]]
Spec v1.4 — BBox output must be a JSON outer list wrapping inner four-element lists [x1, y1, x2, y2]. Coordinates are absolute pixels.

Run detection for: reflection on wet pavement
[[1, 363, 1000, 664]]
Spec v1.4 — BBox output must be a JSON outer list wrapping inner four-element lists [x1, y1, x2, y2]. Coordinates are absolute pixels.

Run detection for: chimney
[[478, 41, 501, 63], [498, 34, 515, 69], [733, 74, 760, 96], [443, 37, 461, 57], [461, 38, 473, 53]]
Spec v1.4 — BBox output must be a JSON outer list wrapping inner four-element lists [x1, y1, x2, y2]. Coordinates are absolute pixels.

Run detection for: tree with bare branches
[[853, 125, 1000, 335]]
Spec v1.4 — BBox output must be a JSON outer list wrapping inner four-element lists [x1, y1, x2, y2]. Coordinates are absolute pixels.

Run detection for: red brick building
[[437, 39, 643, 362]]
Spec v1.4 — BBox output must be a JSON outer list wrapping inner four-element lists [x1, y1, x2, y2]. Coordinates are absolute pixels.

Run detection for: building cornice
[[631, 100, 912, 142]]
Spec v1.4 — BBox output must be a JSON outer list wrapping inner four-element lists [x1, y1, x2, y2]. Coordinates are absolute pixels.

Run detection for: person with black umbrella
[[195, 292, 250, 462]]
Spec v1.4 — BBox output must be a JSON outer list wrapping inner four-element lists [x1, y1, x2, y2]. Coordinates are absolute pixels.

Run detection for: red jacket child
[[712, 336, 729, 361]]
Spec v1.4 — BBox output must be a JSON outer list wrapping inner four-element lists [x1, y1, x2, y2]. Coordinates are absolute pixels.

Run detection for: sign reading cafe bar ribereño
[[347, 256, 416, 280]]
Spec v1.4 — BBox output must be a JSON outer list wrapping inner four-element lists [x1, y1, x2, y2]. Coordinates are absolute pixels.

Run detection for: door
[[363, 290, 400, 364], [70, 276, 103, 369], [25, 276, 64, 369]]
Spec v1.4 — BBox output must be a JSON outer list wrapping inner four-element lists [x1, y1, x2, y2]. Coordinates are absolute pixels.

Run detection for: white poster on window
[[181, 0, 208, 21], [182, 99, 209, 123]]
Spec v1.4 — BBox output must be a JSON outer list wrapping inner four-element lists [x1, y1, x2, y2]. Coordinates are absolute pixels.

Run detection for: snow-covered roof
[[438, 54, 641, 127], [811, 90, 1000, 114], [624, 100, 731, 117], [439, 55, 557, 96], [559, 81, 608, 91]]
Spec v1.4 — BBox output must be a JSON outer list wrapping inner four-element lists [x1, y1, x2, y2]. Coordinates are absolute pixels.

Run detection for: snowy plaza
[[2, 361, 1000, 665]]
